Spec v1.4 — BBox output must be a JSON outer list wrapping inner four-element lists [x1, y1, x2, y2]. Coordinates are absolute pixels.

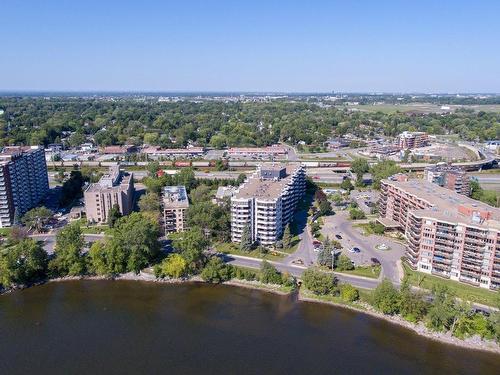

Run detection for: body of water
[[0, 281, 498, 374]]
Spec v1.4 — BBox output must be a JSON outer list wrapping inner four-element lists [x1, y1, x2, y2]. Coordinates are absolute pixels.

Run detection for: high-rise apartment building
[[84, 166, 134, 223], [424, 164, 471, 196], [398, 131, 429, 149], [379, 176, 500, 290], [162, 186, 189, 234], [231, 163, 306, 246], [0, 146, 49, 227]]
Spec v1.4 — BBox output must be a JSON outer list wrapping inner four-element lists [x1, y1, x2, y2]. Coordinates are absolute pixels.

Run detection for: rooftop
[[383, 177, 500, 226], [233, 163, 302, 200], [85, 167, 132, 193], [163, 186, 189, 208]]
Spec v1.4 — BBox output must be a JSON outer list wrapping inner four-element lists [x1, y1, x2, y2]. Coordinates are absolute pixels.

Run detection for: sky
[[1, 0, 499, 93]]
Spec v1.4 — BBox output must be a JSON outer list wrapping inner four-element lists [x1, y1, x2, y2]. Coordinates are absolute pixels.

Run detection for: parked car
[[335, 234, 342, 240], [370, 257, 381, 265], [349, 247, 361, 253]]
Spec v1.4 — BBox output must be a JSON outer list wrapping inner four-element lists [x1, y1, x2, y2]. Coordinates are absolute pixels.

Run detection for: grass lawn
[[338, 265, 381, 279], [215, 242, 285, 262], [73, 218, 109, 234], [300, 287, 373, 309], [403, 263, 499, 307], [0, 227, 12, 237]]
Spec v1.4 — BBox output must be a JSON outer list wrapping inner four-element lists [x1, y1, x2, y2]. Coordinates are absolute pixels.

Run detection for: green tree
[[107, 204, 122, 228], [138, 192, 160, 212], [21, 206, 52, 233], [236, 173, 246, 185], [240, 224, 252, 252], [370, 160, 402, 189], [340, 283, 359, 302], [340, 178, 354, 192], [0, 239, 48, 287], [87, 240, 110, 276], [372, 278, 400, 315], [282, 224, 292, 249], [173, 227, 209, 272], [146, 161, 161, 177], [317, 237, 334, 268], [336, 254, 354, 271], [302, 268, 337, 295], [260, 261, 282, 284], [49, 223, 86, 276], [351, 158, 369, 184], [201, 256, 233, 283], [319, 200, 332, 216], [426, 285, 458, 331], [398, 276, 428, 322], [155, 253, 188, 279], [349, 208, 366, 220]]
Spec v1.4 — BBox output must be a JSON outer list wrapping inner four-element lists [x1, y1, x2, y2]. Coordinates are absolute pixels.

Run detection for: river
[[0, 280, 498, 374]]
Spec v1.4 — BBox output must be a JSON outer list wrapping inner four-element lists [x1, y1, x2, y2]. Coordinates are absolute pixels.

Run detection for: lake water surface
[[0, 280, 498, 374]]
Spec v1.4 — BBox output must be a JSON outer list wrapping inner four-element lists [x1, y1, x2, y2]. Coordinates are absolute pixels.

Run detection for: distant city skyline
[[1, 0, 499, 92]]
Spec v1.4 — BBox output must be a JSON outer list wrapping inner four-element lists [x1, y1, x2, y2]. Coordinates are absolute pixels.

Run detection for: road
[[30, 233, 106, 254], [321, 211, 406, 284], [222, 254, 380, 290]]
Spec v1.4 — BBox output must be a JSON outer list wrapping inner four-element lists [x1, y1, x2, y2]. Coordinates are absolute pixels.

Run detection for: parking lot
[[321, 211, 405, 284], [349, 190, 380, 214]]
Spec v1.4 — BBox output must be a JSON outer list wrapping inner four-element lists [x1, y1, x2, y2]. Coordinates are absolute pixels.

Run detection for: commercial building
[[231, 163, 306, 246], [0, 146, 49, 228], [227, 145, 288, 159], [378, 176, 500, 290], [162, 186, 189, 234], [398, 131, 429, 150], [84, 166, 134, 223], [142, 146, 205, 159], [424, 164, 471, 196]]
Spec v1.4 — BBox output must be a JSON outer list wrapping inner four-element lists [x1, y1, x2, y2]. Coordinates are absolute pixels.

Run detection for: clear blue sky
[[1, 0, 499, 92]]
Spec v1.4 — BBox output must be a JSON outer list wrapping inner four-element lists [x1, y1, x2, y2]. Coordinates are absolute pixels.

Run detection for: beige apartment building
[[379, 175, 500, 290], [162, 186, 189, 235], [84, 166, 134, 223], [398, 131, 429, 149], [231, 163, 306, 246]]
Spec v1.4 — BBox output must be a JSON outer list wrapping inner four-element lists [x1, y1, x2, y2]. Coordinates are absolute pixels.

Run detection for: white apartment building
[[231, 163, 306, 246], [162, 186, 189, 235]]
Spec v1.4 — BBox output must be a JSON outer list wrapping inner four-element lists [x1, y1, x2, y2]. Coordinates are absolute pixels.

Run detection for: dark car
[[335, 234, 342, 240], [371, 257, 381, 265]]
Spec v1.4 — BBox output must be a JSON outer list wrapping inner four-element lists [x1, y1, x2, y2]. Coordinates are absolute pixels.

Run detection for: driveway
[[321, 211, 405, 284]]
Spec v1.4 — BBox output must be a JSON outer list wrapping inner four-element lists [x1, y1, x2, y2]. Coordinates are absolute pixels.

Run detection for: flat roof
[[383, 178, 500, 226], [163, 185, 189, 208], [233, 163, 301, 200]]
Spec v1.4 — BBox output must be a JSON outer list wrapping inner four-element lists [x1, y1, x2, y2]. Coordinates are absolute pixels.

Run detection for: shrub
[[260, 261, 282, 285], [302, 268, 337, 295], [201, 257, 233, 283], [340, 284, 359, 302]]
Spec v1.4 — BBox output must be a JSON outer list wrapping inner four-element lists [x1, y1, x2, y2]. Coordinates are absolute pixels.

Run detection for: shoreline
[[2, 272, 499, 355]]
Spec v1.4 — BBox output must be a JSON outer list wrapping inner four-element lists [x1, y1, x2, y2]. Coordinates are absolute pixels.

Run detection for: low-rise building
[[378, 177, 500, 290], [162, 186, 189, 234], [84, 166, 134, 223], [227, 145, 288, 159], [231, 163, 306, 246], [424, 164, 471, 196], [398, 131, 429, 149], [142, 146, 205, 159], [214, 186, 237, 206], [101, 145, 136, 154]]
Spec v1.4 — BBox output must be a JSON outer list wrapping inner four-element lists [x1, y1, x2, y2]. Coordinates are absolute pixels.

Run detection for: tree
[[201, 256, 233, 283], [189, 184, 212, 204], [370, 160, 402, 189], [186, 201, 230, 242], [107, 204, 122, 228], [282, 224, 292, 249], [372, 278, 400, 315], [336, 254, 354, 271], [340, 178, 354, 192], [317, 237, 334, 268], [236, 173, 246, 185], [351, 158, 369, 184], [146, 161, 161, 177], [260, 261, 282, 284], [240, 224, 252, 252], [398, 277, 428, 322], [331, 193, 344, 206], [173, 227, 209, 272], [87, 240, 109, 276], [49, 223, 86, 276], [138, 192, 160, 212], [426, 285, 458, 331], [340, 283, 359, 302], [319, 200, 332, 216], [111, 213, 161, 273], [302, 268, 337, 295], [0, 238, 48, 287], [349, 208, 366, 220], [21, 206, 52, 233], [156, 254, 187, 279]]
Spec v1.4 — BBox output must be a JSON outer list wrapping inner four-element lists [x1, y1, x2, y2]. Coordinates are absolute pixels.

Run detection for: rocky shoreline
[[2, 272, 499, 355]]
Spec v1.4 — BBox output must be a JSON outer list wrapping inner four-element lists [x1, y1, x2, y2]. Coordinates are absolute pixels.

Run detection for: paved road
[[322, 211, 406, 284], [281, 210, 317, 268], [222, 254, 380, 290], [30, 233, 106, 254]]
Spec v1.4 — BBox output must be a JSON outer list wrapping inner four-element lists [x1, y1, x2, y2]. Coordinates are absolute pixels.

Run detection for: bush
[[201, 257, 233, 283], [155, 254, 187, 279], [372, 279, 400, 315], [302, 268, 337, 295], [281, 271, 298, 289], [349, 208, 366, 220], [340, 284, 359, 302], [260, 261, 282, 285], [234, 267, 257, 281], [336, 254, 354, 271]]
